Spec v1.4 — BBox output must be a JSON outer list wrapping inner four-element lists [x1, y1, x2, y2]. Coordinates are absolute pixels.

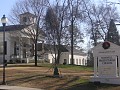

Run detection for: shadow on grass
[[5, 74, 90, 90], [3, 73, 120, 90], [6, 74, 46, 85], [43, 76, 79, 90], [62, 82, 120, 90], [42, 76, 97, 90], [63, 83, 97, 90]]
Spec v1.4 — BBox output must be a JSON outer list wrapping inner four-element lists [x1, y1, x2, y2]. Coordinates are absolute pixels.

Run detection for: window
[[23, 49, 26, 58], [76, 59, 78, 65], [79, 59, 81, 65], [23, 43, 26, 47], [63, 59, 67, 65], [82, 58, 84, 65], [23, 17, 27, 22], [14, 42, 17, 55], [0, 41, 7, 55]]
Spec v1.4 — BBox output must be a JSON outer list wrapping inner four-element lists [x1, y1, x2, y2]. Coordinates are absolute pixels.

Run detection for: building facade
[[0, 12, 87, 65], [37, 44, 87, 66], [0, 12, 45, 63]]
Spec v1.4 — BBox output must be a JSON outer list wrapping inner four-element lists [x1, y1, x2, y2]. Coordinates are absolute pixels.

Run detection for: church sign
[[90, 41, 120, 84], [98, 55, 117, 77]]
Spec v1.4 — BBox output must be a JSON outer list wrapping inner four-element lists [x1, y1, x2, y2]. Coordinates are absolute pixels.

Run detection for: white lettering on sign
[[98, 56, 117, 77]]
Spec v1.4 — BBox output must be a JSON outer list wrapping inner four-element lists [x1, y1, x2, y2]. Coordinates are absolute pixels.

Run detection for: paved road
[[0, 85, 43, 90]]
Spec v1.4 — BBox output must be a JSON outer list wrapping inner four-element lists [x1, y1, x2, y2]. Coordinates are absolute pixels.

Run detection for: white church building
[[0, 12, 45, 63], [0, 12, 87, 66]]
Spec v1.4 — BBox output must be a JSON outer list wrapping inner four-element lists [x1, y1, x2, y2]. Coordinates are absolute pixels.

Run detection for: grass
[[39, 63, 93, 71], [59, 65, 93, 71], [1, 63, 120, 90], [68, 77, 88, 86], [7, 63, 93, 72], [0, 63, 93, 90]]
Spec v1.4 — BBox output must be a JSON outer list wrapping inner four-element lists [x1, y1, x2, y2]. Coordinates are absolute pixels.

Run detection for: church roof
[[37, 43, 86, 56], [0, 24, 28, 32], [19, 12, 36, 17], [65, 46, 86, 55], [0, 24, 46, 36], [37, 43, 69, 52]]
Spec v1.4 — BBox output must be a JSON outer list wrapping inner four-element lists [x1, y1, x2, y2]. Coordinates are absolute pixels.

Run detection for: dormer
[[19, 12, 36, 25]]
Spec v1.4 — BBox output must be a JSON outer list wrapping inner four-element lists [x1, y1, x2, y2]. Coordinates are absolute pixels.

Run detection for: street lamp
[[1, 15, 7, 85]]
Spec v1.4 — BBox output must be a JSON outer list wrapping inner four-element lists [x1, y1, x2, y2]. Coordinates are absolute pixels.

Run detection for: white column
[[26, 58, 28, 63], [74, 59, 76, 65], [94, 56, 98, 77], [78, 58, 80, 65]]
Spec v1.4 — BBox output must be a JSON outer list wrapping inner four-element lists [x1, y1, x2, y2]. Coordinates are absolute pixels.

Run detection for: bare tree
[[45, 7, 59, 64], [45, 0, 70, 64], [45, 0, 84, 65], [64, 0, 85, 64], [83, 0, 120, 46]]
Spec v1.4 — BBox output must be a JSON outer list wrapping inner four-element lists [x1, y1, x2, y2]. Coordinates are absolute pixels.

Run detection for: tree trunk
[[35, 40, 37, 66], [57, 49, 61, 64], [34, 17, 40, 66]]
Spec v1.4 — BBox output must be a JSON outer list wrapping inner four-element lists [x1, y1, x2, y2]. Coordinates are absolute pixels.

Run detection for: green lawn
[[7, 63, 93, 72], [39, 63, 93, 71], [1, 63, 120, 90]]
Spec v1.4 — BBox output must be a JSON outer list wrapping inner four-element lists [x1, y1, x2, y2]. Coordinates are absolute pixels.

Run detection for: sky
[[0, 0, 17, 25], [0, 0, 120, 51], [0, 0, 119, 24]]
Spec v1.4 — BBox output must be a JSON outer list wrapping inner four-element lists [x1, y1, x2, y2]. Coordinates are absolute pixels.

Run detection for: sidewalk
[[0, 85, 43, 90]]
